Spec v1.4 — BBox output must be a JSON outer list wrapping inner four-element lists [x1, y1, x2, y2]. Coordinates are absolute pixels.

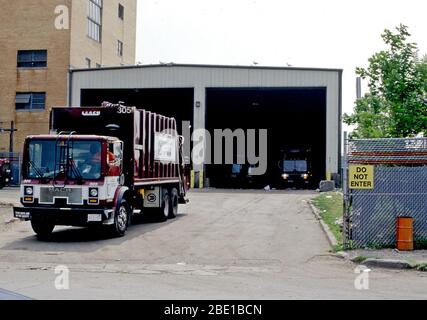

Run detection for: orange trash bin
[[396, 217, 414, 251]]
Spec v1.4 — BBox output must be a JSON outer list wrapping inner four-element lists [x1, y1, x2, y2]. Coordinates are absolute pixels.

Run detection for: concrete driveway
[[0, 187, 20, 206], [0, 189, 426, 300]]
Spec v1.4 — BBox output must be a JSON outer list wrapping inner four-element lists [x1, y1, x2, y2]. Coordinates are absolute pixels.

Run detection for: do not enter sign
[[349, 165, 374, 189]]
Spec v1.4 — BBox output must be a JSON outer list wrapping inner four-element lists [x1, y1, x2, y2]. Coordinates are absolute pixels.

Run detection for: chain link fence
[[343, 137, 427, 249]]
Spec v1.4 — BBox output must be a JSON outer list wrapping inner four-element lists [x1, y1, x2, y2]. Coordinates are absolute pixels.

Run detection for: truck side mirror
[[107, 142, 123, 176]]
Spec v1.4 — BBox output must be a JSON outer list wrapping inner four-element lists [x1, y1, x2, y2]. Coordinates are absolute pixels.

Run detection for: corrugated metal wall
[[70, 65, 342, 175]]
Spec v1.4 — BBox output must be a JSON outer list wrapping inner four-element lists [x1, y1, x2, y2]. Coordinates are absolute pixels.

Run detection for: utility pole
[[356, 77, 362, 99], [0, 121, 18, 154]]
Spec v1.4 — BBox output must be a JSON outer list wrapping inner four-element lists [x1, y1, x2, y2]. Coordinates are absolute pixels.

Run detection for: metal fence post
[[342, 132, 349, 249]]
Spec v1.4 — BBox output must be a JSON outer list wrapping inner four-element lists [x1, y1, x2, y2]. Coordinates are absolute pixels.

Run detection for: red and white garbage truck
[[13, 103, 189, 239]]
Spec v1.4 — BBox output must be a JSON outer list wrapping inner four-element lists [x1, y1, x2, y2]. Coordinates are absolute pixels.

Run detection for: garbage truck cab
[[17, 134, 126, 234]]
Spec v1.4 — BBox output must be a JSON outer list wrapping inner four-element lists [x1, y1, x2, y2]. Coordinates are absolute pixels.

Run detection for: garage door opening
[[206, 87, 327, 189], [80, 88, 194, 134]]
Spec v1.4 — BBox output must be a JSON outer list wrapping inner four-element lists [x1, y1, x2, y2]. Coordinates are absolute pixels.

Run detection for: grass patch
[[352, 256, 369, 264], [416, 263, 427, 272], [333, 243, 344, 252], [312, 192, 343, 246], [414, 239, 427, 250]]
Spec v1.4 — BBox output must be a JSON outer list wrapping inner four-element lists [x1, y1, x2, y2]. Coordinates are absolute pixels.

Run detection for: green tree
[[344, 24, 427, 138]]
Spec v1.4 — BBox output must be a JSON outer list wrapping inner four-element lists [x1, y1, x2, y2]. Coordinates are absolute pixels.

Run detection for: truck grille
[[39, 187, 83, 205]]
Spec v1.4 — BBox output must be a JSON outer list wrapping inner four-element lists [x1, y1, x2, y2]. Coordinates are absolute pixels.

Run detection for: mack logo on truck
[[48, 187, 73, 194], [82, 111, 101, 117]]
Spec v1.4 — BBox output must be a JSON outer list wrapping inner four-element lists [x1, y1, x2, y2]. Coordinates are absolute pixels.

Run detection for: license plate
[[87, 214, 102, 222], [15, 211, 31, 219]]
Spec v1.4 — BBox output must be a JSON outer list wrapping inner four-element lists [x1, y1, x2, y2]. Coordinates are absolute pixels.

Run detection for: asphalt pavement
[[0, 188, 426, 300]]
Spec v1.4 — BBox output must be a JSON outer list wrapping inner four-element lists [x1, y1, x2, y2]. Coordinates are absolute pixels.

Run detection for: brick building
[[0, 0, 137, 153]]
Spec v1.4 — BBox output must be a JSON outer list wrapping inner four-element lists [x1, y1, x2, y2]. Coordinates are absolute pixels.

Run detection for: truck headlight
[[90, 188, 99, 198], [282, 174, 289, 180], [302, 174, 309, 180], [25, 186, 34, 196]]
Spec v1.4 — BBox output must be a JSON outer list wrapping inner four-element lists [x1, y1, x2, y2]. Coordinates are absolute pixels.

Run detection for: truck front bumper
[[13, 206, 115, 227]]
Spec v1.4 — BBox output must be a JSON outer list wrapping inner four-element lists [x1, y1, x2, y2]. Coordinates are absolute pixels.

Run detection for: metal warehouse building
[[69, 64, 343, 188]]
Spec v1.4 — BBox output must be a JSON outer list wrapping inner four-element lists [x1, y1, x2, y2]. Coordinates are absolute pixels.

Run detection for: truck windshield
[[283, 160, 308, 173], [24, 140, 102, 180]]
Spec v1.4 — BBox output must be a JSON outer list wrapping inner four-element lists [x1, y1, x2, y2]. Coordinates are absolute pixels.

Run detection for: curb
[[307, 201, 424, 271], [308, 200, 338, 248], [361, 258, 415, 270], [335, 251, 349, 259], [335, 253, 423, 271]]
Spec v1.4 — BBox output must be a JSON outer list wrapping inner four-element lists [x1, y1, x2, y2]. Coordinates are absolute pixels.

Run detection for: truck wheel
[[157, 190, 170, 222], [169, 188, 179, 219], [31, 221, 55, 240], [110, 200, 130, 237]]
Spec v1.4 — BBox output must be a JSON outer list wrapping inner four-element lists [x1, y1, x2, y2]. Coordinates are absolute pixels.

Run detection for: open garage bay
[[206, 88, 327, 188]]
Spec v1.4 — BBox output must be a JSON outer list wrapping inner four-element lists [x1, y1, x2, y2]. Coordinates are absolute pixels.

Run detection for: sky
[[136, 0, 427, 130]]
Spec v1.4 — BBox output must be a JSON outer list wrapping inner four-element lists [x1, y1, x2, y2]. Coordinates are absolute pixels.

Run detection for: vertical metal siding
[[73, 66, 338, 90], [71, 66, 341, 174]]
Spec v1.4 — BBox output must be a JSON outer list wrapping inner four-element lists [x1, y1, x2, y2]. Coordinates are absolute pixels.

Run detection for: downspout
[[68, 67, 73, 107]]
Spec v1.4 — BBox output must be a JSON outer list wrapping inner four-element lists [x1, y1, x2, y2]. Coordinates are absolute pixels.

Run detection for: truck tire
[[157, 189, 170, 222], [31, 221, 55, 240], [110, 200, 130, 237], [169, 188, 179, 219]]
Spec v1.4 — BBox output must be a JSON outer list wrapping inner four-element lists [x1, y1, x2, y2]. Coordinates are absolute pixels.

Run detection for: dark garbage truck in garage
[[14, 103, 189, 239], [278, 147, 313, 189]]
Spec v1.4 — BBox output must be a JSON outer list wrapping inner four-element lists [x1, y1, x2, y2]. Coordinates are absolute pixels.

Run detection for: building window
[[118, 4, 124, 20], [15, 93, 46, 111], [88, 0, 102, 42], [86, 58, 91, 68], [117, 40, 123, 57], [17, 50, 47, 68]]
